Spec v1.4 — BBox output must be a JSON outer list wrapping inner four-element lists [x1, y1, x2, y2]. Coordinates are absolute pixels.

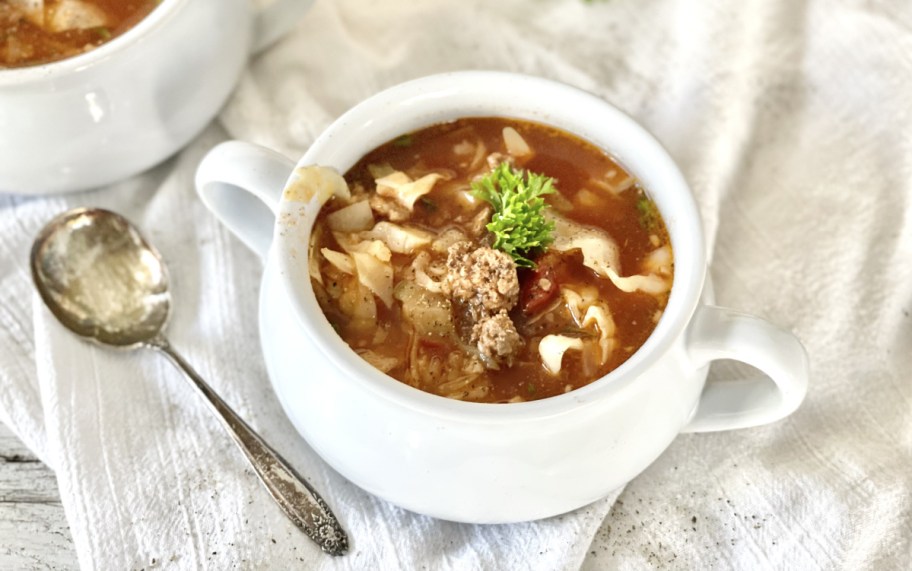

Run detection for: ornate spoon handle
[[151, 336, 348, 556]]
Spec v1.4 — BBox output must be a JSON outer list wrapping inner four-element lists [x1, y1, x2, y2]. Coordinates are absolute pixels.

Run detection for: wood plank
[[0, 428, 61, 504], [0, 503, 78, 570], [0, 423, 77, 569]]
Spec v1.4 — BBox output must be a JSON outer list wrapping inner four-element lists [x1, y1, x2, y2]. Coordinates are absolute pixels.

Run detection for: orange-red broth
[[1, 0, 159, 68], [311, 117, 673, 403]]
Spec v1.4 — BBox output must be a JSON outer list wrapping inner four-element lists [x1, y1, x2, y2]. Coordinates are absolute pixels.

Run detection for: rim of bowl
[[279, 71, 706, 423], [0, 0, 184, 84]]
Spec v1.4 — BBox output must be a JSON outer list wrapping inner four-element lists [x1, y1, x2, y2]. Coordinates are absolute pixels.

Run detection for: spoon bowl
[[30, 207, 348, 556], [31, 208, 170, 348]]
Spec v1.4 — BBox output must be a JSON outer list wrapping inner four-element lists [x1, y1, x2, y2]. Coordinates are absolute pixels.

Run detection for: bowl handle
[[682, 304, 809, 432], [195, 141, 295, 260], [252, 0, 315, 54]]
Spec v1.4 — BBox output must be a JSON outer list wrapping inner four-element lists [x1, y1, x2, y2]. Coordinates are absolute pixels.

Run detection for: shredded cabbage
[[338, 282, 377, 325], [561, 287, 617, 366], [357, 350, 400, 373], [333, 234, 392, 262], [362, 222, 433, 254], [539, 335, 584, 375], [326, 200, 374, 232], [581, 305, 617, 365], [604, 268, 669, 294], [411, 252, 446, 293], [394, 281, 454, 337], [548, 210, 621, 276], [432, 228, 468, 254], [548, 210, 671, 295], [375, 171, 443, 210], [320, 248, 355, 275], [351, 251, 394, 307], [285, 165, 350, 203]]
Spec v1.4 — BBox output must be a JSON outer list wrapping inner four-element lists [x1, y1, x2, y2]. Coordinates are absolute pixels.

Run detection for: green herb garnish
[[471, 162, 556, 268], [636, 193, 660, 231], [393, 134, 413, 148]]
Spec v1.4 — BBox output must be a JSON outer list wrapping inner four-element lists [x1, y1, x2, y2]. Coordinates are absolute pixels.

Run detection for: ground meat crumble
[[471, 310, 523, 367], [444, 241, 522, 368]]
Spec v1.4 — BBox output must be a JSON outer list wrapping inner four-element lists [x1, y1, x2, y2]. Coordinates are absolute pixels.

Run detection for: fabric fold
[[1, 0, 910, 568]]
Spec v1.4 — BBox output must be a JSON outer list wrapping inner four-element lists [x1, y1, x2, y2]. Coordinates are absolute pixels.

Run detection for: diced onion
[[574, 188, 601, 209], [367, 163, 396, 179], [503, 127, 532, 157], [454, 140, 475, 155], [643, 245, 672, 274], [469, 141, 488, 172], [49, 0, 108, 32]]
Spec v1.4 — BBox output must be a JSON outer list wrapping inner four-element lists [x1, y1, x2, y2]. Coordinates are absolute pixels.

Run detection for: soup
[[306, 117, 673, 403], [0, 0, 159, 68]]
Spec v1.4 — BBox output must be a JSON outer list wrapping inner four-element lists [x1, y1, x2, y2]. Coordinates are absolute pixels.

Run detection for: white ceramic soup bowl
[[195, 71, 809, 524], [0, 0, 313, 195]]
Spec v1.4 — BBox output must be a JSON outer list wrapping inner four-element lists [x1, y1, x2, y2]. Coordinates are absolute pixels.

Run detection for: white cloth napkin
[[1, 0, 910, 568]]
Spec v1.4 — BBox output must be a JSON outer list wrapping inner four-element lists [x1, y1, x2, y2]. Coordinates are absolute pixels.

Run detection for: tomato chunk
[[519, 254, 561, 315]]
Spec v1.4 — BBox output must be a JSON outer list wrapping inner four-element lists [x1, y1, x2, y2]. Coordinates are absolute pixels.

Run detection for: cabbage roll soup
[[307, 117, 674, 403], [0, 0, 159, 67]]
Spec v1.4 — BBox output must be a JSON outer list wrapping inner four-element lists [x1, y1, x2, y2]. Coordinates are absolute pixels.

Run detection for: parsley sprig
[[471, 162, 556, 268]]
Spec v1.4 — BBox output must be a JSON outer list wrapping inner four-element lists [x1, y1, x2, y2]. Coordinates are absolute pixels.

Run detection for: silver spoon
[[30, 207, 348, 557]]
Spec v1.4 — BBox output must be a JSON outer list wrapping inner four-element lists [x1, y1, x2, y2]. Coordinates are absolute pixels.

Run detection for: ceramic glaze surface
[[261, 260, 708, 522], [196, 72, 809, 523], [0, 0, 313, 194]]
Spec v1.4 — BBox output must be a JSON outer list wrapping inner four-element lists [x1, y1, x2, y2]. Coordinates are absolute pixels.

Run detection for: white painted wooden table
[[0, 422, 76, 570]]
